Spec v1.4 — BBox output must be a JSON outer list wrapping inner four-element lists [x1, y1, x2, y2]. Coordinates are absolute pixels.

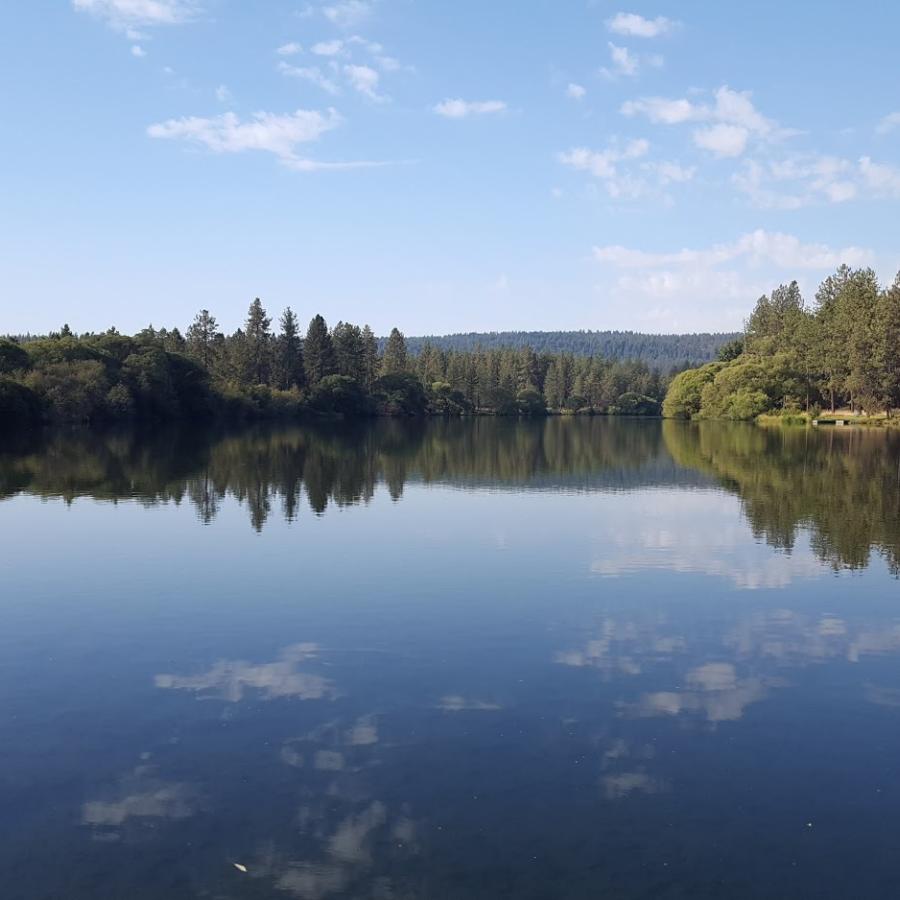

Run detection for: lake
[[2, 418, 900, 899]]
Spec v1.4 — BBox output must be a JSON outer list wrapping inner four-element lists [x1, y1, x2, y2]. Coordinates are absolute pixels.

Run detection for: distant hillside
[[388, 331, 739, 370]]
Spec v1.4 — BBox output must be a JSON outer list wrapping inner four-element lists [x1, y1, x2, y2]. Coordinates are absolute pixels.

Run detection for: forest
[[398, 330, 736, 369], [664, 266, 900, 421], [0, 301, 674, 427]]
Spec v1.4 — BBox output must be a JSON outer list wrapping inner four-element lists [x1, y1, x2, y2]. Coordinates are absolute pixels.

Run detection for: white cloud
[[693, 123, 748, 157], [147, 108, 342, 166], [312, 39, 344, 56], [433, 98, 506, 118], [876, 112, 900, 135], [621, 96, 700, 124], [593, 230, 873, 271], [214, 84, 230, 102], [607, 11, 677, 38], [276, 41, 303, 56], [566, 82, 586, 100], [604, 42, 639, 77], [650, 160, 696, 184], [73, 0, 197, 29], [278, 61, 340, 95], [733, 155, 858, 209], [323, 0, 372, 28], [859, 156, 900, 197], [622, 86, 778, 158], [130, 43, 146, 57], [559, 140, 696, 199], [343, 63, 384, 101]]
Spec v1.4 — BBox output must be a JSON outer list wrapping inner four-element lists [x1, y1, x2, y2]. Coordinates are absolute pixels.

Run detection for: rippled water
[[2, 418, 900, 899]]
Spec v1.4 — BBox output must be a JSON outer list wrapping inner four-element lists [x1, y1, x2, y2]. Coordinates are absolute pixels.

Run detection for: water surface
[[2, 418, 900, 899]]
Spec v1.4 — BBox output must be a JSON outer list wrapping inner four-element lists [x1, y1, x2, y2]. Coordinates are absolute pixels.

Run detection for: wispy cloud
[[323, 0, 372, 28], [278, 61, 341, 95], [73, 0, 198, 30], [606, 11, 678, 38], [566, 82, 586, 100], [312, 39, 345, 56], [130, 43, 146, 57], [344, 63, 385, 101], [559, 139, 692, 199], [593, 230, 873, 271], [147, 108, 342, 165], [276, 41, 303, 56], [875, 111, 900, 135], [622, 85, 782, 158], [433, 98, 506, 119]]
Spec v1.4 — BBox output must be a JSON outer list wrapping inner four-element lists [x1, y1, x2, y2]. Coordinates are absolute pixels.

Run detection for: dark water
[[2, 418, 900, 899]]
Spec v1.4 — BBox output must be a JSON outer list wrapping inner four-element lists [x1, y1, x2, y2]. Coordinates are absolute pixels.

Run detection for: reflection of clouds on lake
[[155, 643, 337, 702], [602, 771, 666, 800], [436, 695, 501, 711], [725, 611, 900, 665], [83, 764, 197, 835], [557, 616, 686, 679], [246, 711, 420, 899], [627, 667, 773, 723], [345, 715, 378, 746], [589, 490, 826, 589], [864, 684, 900, 708]]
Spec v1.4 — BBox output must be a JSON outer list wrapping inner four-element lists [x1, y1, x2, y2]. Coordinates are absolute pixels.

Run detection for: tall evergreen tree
[[304, 314, 335, 387], [186, 309, 221, 370], [382, 327, 409, 375], [244, 298, 272, 385], [361, 325, 379, 389], [332, 321, 366, 382], [275, 307, 304, 390]]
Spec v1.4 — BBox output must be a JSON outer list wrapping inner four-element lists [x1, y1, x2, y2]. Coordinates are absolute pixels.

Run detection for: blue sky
[[2, 1, 899, 335]]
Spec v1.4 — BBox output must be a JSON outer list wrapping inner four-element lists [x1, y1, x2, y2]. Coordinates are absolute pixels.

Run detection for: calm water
[[2, 418, 900, 899]]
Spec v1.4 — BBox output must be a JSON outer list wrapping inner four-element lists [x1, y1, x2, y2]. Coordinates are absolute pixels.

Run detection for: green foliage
[[665, 266, 900, 420], [373, 372, 427, 416], [662, 363, 723, 419], [612, 392, 661, 416], [0, 339, 31, 374], [310, 374, 370, 416], [0, 377, 41, 424]]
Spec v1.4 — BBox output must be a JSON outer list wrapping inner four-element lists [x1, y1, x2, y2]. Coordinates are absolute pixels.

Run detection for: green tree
[[186, 309, 220, 371], [304, 314, 335, 387], [274, 307, 305, 390], [382, 327, 409, 375], [244, 298, 272, 385]]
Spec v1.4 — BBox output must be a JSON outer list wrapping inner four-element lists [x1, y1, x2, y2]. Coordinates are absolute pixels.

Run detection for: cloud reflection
[[155, 643, 337, 702]]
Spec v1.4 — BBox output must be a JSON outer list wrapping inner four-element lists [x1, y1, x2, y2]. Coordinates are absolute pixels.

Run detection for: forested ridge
[[664, 266, 900, 421], [1, 300, 681, 428], [395, 331, 737, 369]]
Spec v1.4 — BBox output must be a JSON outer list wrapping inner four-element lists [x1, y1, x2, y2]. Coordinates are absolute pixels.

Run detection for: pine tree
[[275, 307, 304, 390], [382, 327, 408, 376], [361, 325, 379, 389], [332, 321, 365, 382], [304, 314, 335, 387], [244, 298, 272, 385], [186, 309, 221, 370]]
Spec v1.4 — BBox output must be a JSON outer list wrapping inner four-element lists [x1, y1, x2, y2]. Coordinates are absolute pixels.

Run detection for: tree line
[[1, 299, 675, 427], [664, 266, 900, 420], [398, 329, 736, 369]]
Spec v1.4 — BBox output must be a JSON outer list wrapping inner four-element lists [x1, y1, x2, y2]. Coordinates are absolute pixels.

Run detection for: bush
[[662, 363, 724, 419], [312, 375, 370, 416], [24, 360, 109, 423], [373, 373, 427, 416], [0, 376, 41, 424], [613, 392, 661, 416], [0, 339, 30, 375], [516, 387, 546, 416]]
